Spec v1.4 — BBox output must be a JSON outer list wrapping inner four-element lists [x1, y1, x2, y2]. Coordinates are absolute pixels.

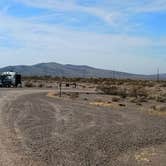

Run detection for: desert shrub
[[151, 105, 166, 112], [112, 97, 121, 102], [139, 89, 148, 98], [129, 97, 147, 104], [70, 92, 79, 99], [136, 102, 143, 106], [129, 87, 138, 98], [46, 85, 53, 88], [159, 81, 166, 87], [38, 83, 44, 88], [95, 99, 103, 102], [155, 95, 166, 103], [96, 85, 127, 98], [129, 97, 137, 103], [115, 80, 125, 86], [96, 85, 118, 95], [138, 97, 148, 102], [119, 88, 127, 98], [147, 95, 156, 100], [129, 86, 148, 98], [147, 82, 155, 87], [25, 81, 35, 88], [119, 103, 126, 107], [81, 85, 86, 89]]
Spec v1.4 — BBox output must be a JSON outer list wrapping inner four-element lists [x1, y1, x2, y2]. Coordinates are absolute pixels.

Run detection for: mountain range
[[0, 62, 165, 80]]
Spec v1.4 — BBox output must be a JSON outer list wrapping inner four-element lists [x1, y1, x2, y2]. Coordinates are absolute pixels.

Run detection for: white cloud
[[0, 11, 166, 74], [136, 0, 166, 12], [13, 0, 121, 25], [2, 0, 162, 42], [0, 0, 165, 74]]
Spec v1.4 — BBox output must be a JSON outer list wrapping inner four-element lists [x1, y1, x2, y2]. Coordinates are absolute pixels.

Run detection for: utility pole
[[157, 68, 160, 82], [112, 71, 115, 79], [59, 82, 62, 97]]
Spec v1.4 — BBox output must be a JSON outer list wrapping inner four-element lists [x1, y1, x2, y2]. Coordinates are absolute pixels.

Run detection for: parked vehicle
[[0, 72, 22, 87]]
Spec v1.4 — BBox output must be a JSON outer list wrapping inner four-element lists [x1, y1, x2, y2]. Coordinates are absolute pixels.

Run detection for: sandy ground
[[0, 88, 166, 166]]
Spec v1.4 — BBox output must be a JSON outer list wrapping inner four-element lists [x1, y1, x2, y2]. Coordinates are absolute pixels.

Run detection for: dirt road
[[0, 89, 166, 166]]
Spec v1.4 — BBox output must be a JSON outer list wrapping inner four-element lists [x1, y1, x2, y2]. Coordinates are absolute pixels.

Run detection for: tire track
[[0, 90, 166, 165], [0, 90, 52, 166]]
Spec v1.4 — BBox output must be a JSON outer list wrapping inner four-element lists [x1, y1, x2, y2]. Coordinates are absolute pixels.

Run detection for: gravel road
[[0, 89, 166, 166]]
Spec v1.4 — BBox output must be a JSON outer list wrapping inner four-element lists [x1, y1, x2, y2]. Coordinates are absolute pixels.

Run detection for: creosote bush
[[70, 92, 79, 99], [97, 85, 149, 99], [25, 81, 36, 88], [112, 97, 121, 102], [96, 85, 128, 98], [38, 83, 44, 88], [155, 95, 166, 103], [128, 86, 148, 98]]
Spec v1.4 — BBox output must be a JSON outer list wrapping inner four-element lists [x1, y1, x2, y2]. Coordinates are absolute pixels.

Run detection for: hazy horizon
[[0, 0, 166, 74], [0, 61, 165, 75]]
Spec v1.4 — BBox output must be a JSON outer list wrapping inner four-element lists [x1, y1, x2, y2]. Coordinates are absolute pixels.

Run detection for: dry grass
[[23, 77, 166, 106], [89, 101, 112, 107], [148, 105, 166, 116], [69, 92, 79, 99]]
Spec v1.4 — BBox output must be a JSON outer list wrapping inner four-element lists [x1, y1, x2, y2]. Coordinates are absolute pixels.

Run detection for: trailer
[[0, 72, 22, 87]]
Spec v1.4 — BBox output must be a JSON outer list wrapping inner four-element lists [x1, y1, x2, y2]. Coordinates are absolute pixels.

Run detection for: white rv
[[0, 72, 22, 87]]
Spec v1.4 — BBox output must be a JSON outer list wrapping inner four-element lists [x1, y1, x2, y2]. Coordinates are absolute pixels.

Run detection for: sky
[[0, 0, 166, 74]]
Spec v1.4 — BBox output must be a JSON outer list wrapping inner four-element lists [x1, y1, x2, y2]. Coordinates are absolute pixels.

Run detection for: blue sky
[[0, 0, 166, 74]]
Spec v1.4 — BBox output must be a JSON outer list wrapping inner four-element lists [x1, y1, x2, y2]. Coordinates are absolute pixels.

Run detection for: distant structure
[[157, 68, 160, 82]]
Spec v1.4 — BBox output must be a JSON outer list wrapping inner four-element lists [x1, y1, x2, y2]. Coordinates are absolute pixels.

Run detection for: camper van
[[0, 72, 22, 87]]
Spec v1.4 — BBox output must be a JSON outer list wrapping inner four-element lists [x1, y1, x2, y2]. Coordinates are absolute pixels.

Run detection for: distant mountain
[[0, 62, 165, 80]]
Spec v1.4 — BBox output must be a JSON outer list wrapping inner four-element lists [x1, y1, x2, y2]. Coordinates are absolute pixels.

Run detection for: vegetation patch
[[89, 101, 112, 107]]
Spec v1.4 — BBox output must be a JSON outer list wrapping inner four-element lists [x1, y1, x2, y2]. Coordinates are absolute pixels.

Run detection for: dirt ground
[[0, 87, 166, 166]]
